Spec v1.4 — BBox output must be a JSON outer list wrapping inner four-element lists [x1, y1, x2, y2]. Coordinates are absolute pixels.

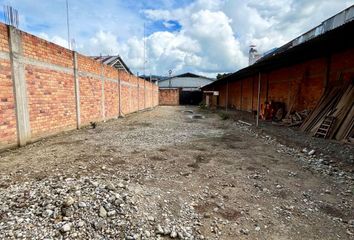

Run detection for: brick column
[[8, 26, 31, 146]]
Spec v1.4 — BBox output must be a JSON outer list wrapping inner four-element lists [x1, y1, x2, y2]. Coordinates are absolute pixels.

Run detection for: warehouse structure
[[202, 6, 353, 117], [159, 73, 214, 105]]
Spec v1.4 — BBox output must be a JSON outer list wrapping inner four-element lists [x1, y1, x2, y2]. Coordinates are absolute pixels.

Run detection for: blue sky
[[0, 0, 353, 77]]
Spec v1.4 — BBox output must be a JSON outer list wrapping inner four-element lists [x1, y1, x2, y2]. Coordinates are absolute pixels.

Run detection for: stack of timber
[[300, 79, 354, 142], [281, 110, 309, 127]]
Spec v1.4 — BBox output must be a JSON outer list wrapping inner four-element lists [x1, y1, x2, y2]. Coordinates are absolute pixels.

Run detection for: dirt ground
[[0, 106, 353, 240]]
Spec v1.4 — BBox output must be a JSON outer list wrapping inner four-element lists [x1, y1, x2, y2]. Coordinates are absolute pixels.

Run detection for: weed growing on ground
[[219, 112, 230, 120]]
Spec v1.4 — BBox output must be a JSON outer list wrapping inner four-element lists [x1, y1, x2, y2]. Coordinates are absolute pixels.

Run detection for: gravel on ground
[[0, 106, 353, 239]]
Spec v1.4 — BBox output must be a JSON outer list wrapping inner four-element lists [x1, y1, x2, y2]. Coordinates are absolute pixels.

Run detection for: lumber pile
[[300, 79, 354, 142], [281, 110, 309, 127]]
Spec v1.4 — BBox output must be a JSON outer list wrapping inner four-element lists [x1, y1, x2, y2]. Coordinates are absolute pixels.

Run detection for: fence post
[[129, 75, 132, 113], [137, 77, 139, 111], [118, 70, 121, 117], [73, 52, 81, 129], [8, 26, 31, 146], [101, 64, 105, 120]]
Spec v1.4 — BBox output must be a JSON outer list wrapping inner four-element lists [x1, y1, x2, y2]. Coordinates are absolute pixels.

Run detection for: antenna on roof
[[3, 5, 19, 28]]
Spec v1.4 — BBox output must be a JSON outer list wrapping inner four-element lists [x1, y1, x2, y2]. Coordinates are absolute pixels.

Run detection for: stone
[[78, 202, 87, 208], [107, 210, 116, 217], [255, 226, 261, 231], [99, 206, 107, 218], [240, 229, 249, 235], [63, 197, 75, 207], [308, 150, 315, 156], [93, 220, 105, 230], [106, 183, 116, 191], [203, 213, 211, 218], [156, 224, 164, 234], [170, 231, 178, 238], [349, 219, 354, 227], [145, 230, 151, 237], [61, 223, 71, 232], [42, 209, 53, 218], [62, 207, 74, 217], [77, 221, 85, 227]]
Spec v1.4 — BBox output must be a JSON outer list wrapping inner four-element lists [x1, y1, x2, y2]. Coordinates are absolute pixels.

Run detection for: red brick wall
[[0, 24, 9, 52], [22, 32, 73, 68], [79, 76, 103, 124], [159, 89, 180, 105], [207, 47, 354, 113], [0, 24, 17, 148], [104, 80, 119, 119], [0, 59, 17, 147], [0, 23, 158, 149], [26, 66, 76, 138]]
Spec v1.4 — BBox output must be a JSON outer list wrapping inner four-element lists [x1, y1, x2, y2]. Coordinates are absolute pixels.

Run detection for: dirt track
[[0, 106, 353, 239]]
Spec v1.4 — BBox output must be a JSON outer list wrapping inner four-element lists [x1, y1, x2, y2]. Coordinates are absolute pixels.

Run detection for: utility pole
[[143, 22, 146, 78], [66, 0, 71, 50]]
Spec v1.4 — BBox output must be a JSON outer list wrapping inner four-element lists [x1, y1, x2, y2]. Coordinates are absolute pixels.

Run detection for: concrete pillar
[[137, 77, 139, 111], [101, 64, 105, 120], [118, 70, 121, 117], [129, 75, 132, 113], [8, 26, 31, 146], [151, 81, 153, 108], [73, 52, 81, 129]]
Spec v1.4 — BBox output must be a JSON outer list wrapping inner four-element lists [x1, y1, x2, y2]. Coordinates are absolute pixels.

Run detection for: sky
[[0, 0, 353, 77]]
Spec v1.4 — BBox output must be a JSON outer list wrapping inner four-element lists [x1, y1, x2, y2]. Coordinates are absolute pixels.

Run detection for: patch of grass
[[218, 112, 230, 120], [199, 102, 207, 109]]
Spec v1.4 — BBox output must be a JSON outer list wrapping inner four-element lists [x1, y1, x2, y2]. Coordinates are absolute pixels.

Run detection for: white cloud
[[38, 33, 68, 49], [4, 0, 354, 77], [162, 21, 175, 29], [139, 0, 354, 76]]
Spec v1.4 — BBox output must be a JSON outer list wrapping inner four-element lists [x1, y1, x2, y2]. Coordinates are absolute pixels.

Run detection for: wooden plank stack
[[300, 78, 354, 142]]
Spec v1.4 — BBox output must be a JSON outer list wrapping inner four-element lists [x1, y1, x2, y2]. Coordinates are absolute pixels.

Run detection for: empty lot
[[0, 106, 353, 239]]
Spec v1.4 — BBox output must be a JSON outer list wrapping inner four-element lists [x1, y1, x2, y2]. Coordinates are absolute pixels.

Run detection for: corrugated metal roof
[[203, 5, 354, 89], [258, 5, 354, 63], [159, 73, 214, 88], [91, 55, 132, 74]]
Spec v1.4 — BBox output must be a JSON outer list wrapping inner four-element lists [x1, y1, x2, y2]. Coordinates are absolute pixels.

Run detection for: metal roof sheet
[[159, 76, 214, 88], [91, 55, 132, 74]]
